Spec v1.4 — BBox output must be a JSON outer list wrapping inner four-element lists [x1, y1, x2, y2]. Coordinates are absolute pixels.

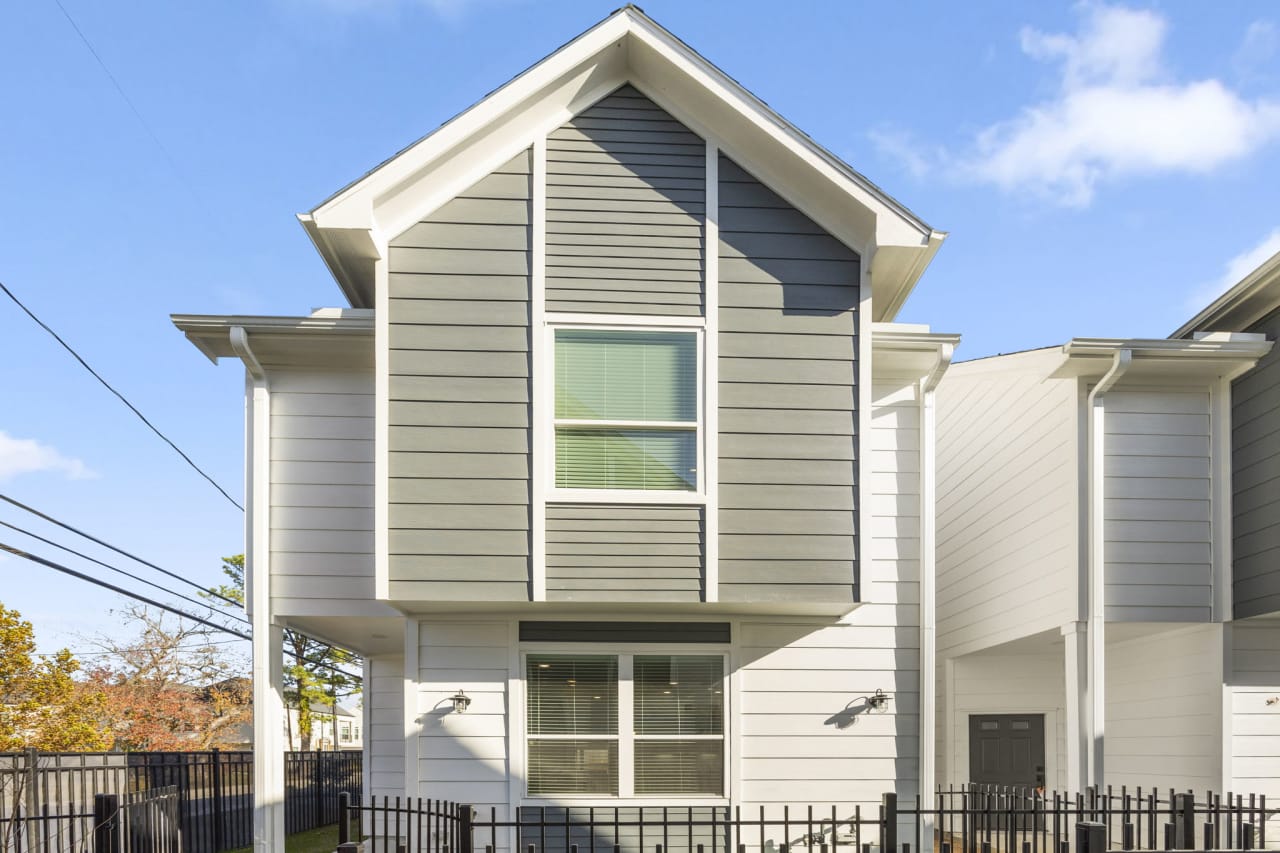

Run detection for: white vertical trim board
[[375, 254, 390, 600], [1062, 621, 1087, 792], [857, 247, 875, 599], [1210, 377, 1233, 622], [403, 619, 420, 801], [703, 142, 720, 603], [617, 654, 635, 798], [531, 138, 548, 602]]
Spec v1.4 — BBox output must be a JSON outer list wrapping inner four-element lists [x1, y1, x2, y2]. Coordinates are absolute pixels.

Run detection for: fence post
[[1076, 822, 1105, 853], [210, 748, 225, 853], [23, 748, 40, 853], [882, 794, 897, 853], [458, 803, 474, 853], [315, 750, 325, 830], [94, 793, 121, 853], [340, 792, 351, 845], [1174, 795, 1193, 850]]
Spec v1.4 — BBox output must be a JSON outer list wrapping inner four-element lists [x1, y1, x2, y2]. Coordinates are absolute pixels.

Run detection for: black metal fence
[[0, 787, 179, 853], [340, 785, 1274, 853], [1, 750, 362, 853]]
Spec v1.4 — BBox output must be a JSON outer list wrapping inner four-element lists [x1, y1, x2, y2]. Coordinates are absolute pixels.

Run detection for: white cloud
[[1235, 20, 1279, 81], [886, 5, 1280, 206], [1187, 227, 1280, 310], [0, 432, 94, 483]]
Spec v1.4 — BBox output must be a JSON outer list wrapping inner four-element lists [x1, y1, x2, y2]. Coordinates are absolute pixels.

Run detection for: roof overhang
[[1172, 248, 1280, 338], [1055, 334, 1271, 384], [303, 5, 942, 319], [872, 323, 961, 381], [172, 308, 374, 370]]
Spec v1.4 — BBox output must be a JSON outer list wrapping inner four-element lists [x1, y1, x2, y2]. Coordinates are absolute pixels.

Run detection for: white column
[[404, 620, 420, 802], [1062, 621, 1088, 792]]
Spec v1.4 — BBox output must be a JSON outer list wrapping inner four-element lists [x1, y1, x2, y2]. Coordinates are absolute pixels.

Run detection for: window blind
[[554, 428, 696, 490], [526, 655, 619, 795], [633, 655, 724, 795], [555, 330, 696, 421]]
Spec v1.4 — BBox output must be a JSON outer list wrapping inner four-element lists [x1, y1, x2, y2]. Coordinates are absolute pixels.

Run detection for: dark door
[[968, 714, 1045, 790]]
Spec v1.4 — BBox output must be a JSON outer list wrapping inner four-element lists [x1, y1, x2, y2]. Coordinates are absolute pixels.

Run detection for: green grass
[[226, 823, 342, 853]]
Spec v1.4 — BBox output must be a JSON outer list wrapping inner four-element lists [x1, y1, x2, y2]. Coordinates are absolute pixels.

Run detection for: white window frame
[[544, 314, 707, 505], [520, 647, 729, 803]]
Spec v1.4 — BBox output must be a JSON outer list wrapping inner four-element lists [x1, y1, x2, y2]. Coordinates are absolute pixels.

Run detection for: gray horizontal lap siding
[[387, 150, 533, 601], [1234, 306, 1280, 619], [546, 85, 705, 317], [546, 504, 704, 602], [717, 155, 860, 604]]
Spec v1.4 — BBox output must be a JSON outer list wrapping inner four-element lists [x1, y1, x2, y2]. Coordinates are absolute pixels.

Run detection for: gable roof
[[1172, 248, 1280, 338], [301, 4, 944, 320]]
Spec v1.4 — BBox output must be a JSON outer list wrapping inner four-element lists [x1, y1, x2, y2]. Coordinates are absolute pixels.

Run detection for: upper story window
[[553, 328, 700, 494]]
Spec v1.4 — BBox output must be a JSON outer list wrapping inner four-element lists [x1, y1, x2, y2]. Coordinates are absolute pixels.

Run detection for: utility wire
[[0, 493, 244, 608], [0, 518, 249, 628], [1, 541, 362, 682], [0, 281, 243, 511]]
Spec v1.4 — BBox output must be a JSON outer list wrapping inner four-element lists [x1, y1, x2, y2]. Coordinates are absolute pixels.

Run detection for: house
[[173, 7, 955, 852], [931, 252, 1280, 829], [284, 701, 363, 751]]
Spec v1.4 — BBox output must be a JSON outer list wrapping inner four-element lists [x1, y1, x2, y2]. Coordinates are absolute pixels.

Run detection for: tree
[[212, 555, 360, 749], [0, 602, 111, 751], [86, 604, 251, 750]]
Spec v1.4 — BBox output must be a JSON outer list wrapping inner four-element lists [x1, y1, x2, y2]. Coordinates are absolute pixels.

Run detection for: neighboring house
[[173, 6, 954, 851], [931, 254, 1280, 825], [284, 701, 362, 751]]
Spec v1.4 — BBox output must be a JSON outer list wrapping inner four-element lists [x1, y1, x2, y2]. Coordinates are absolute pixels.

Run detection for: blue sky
[[2, 0, 1278, 655]]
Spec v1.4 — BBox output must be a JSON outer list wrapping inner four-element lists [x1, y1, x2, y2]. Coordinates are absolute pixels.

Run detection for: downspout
[[1084, 348, 1131, 791], [231, 327, 286, 853], [918, 341, 954, 840]]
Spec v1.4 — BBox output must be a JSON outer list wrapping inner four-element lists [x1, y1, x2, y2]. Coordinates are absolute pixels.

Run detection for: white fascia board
[[1063, 336, 1272, 362], [172, 312, 374, 361]]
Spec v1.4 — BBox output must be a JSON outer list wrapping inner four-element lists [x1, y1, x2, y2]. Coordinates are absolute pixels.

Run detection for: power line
[[1, 519, 249, 629], [1, 541, 362, 683], [1, 539, 251, 640], [0, 493, 244, 609], [0, 281, 243, 511]]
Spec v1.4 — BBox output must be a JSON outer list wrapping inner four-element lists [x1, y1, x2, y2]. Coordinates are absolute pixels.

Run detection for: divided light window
[[554, 329, 698, 492], [525, 653, 724, 797]]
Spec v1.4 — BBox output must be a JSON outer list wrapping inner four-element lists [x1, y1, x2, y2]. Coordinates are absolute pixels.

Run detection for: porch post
[[1062, 621, 1088, 792], [236, 330, 286, 852]]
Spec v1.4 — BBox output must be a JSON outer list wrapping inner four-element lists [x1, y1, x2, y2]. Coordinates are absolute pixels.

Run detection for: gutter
[[1083, 348, 1131, 789]]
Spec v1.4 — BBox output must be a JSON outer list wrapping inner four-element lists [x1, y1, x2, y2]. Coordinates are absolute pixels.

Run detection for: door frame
[[952, 704, 1059, 790]]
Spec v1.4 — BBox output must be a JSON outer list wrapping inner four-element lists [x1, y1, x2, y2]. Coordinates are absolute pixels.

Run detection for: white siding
[[415, 621, 512, 813], [369, 655, 406, 800], [936, 355, 1079, 656], [734, 379, 924, 809], [269, 369, 376, 614], [1105, 625, 1221, 790], [1229, 622, 1280, 844], [944, 644, 1067, 791], [1104, 390, 1213, 622]]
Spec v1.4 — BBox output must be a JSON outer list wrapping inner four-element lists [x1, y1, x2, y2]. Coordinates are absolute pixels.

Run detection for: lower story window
[[526, 653, 724, 797]]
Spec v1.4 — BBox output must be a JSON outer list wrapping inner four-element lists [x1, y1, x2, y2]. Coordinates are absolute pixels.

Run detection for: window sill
[[547, 489, 707, 505], [519, 796, 730, 807]]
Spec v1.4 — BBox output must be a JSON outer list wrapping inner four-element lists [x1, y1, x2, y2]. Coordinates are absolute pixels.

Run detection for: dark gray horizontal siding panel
[[520, 621, 729, 643], [388, 579, 530, 601], [1234, 306, 1280, 619], [386, 149, 533, 601], [546, 84, 704, 317], [717, 154, 858, 606], [546, 503, 704, 603]]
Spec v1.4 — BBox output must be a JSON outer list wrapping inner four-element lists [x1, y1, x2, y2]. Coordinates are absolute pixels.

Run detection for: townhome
[[932, 252, 1280, 833], [174, 7, 955, 852]]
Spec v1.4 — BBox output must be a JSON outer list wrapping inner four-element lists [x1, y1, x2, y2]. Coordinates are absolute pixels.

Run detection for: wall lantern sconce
[[867, 689, 891, 712], [450, 689, 472, 713]]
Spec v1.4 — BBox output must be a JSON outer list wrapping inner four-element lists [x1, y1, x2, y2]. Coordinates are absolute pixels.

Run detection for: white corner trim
[[531, 138, 548, 603], [857, 247, 876, 602], [375, 255, 390, 601], [1211, 376, 1233, 622], [403, 619, 420, 802], [703, 142, 720, 603]]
